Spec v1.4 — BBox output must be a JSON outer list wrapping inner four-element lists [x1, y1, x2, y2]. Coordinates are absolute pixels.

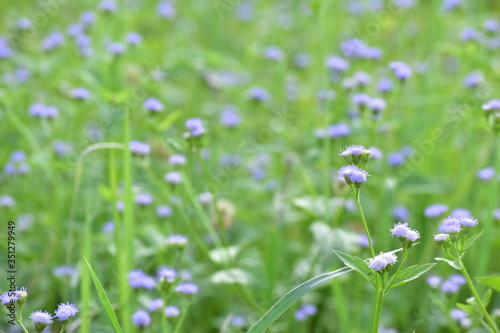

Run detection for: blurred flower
[[135, 193, 153, 205], [102, 221, 114, 233], [484, 19, 499, 32], [80, 10, 95, 26], [156, 205, 173, 217], [71, 87, 90, 100], [378, 78, 394, 93], [317, 89, 336, 101], [263, 46, 283, 61], [326, 56, 349, 71], [198, 192, 213, 204], [463, 73, 483, 88], [393, 206, 409, 220], [389, 61, 412, 80], [0, 195, 15, 207], [53, 266, 77, 277], [327, 124, 351, 138], [387, 152, 405, 166], [482, 99, 500, 110], [175, 282, 198, 294], [169, 154, 186, 165], [247, 86, 270, 102], [158, 266, 177, 282], [352, 93, 370, 106], [460, 27, 479, 41], [231, 316, 246, 327], [424, 204, 448, 218], [166, 234, 187, 246], [451, 208, 471, 218], [477, 167, 495, 180], [30, 310, 53, 331], [17, 18, 32, 30], [165, 171, 182, 184], [132, 310, 151, 327], [100, 0, 117, 11], [158, 2, 176, 19], [165, 305, 180, 317], [427, 275, 442, 288], [126, 32, 142, 45], [221, 105, 241, 127], [0, 37, 13, 58], [295, 304, 317, 321], [185, 118, 206, 136], [294, 53, 310, 68], [128, 270, 155, 289], [129, 141, 151, 155], [143, 98, 164, 112], [107, 42, 125, 55], [148, 298, 164, 312]]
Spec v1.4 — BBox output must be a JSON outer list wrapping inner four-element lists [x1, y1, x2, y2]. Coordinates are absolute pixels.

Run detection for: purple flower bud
[[143, 98, 164, 112], [132, 310, 151, 327]]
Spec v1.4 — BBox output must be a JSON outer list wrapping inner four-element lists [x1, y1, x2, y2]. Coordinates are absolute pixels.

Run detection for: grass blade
[[247, 267, 352, 333], [84, 257, 124, 333]]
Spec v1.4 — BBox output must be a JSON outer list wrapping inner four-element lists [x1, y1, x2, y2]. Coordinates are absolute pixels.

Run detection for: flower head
[[129, 141, 150, 155], [128, 270, 156, 289], [339, 145, 371, 167], [425, 204, 448, 218], [132, 310, 151, 327], [30, 310, 53, 332], [338, 165, 369, 187], [185, 118, 205, 136], [459, 216, 478, 228], [54, 303, 78, 321], [143, 98, 163, 112], [389, 61, 412, 80], [368, 252, 397, 273], [164, 305, 180, 318], [148, 298, 164, 312], [175, 282, 198, 294], [439, 217, 462, 233], [434, 233, 449, 242]]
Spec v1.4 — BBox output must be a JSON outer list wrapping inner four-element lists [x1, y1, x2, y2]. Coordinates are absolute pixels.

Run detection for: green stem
[[385, 249, 408, 292], [58, 322, 68, 333], [372, 290, 384, 333], [460, 263, 499, 333], [15, 318, 29, 333], [355, 189, 375, 257]]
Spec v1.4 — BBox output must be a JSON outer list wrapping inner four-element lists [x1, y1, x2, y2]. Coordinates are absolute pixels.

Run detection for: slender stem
[[385, 249, 408, 292], [15, 318, 29, 333], [372, 290, 384, 333], [59, 322, 68, 333], [460, 263, 499, 333], [355, 189, 375, 257]]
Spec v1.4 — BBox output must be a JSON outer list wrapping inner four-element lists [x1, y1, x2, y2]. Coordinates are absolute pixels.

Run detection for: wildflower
[[80, 10, 95, 26], [71, 87, 90, 100], [132, 310, 151, 327], [53, 266, 77, 277], [107, 42, 125, 55], [30, 310, 53, 333], [169, 154, 186, 165], [164, 305, 180, 318], [449, 274, 466, 285], [185, 118, 205, 136], [0, 38, 13, 58], [389, 61, 412, 80], [175, 282, 199, 294], [247, 86, 270, 102], [126, 32, 142, 45], [128, 270, 156, 289], [441, 280, 460, 293], [450, 308, 467, 321], [387, 152, 405, 166], [460, 27, 478, 41], [353, 72, 371, 87], [156, 205, 172, 217], [231, 316, 246, 327], [484, 19, 499, 32], [41, 31, 64, 50], [494, 208, 500, 220], [0, 196, 15, 207], [326, 56, 349, 71], [477, 167, 495, 180], [143, 98, 163, 112], [459, 217, 478, 228], [339, 145, 371, 167], [54, 303, 78, 321], [165, 171, 182, 184], [482, 99, 500, 111], [220, 106, 241, 127], [263, 46, 283, 61], [129, 141, 150, 155], [198, 192, 214, 204], [368, 252, 397, 273], [426, 275, 442, 288], [338, 165, 369, 187], [439, 217, 462, 233], [158, 267, 177, 282], [368, 98, 386, 114], [327, 124, 351, 138], [424, 204, 448, 218], [434, 233, 449, 242], [352, 93, 370, 106], [17, 18, 32, 30], [148, 298, 164, 312], [393, 206, 409, 220], [135, 193, 153, 206], [166, 234, 188, 246], [378, 78, 394, 93], [100, 0, 117, 12], [102, 221, 114, 233], [0, 291, 20, 305], [451, 208, 471, 218], [369, 147, 383, 160], [463, 73, 482, 88], [157, 2, 176, 19]]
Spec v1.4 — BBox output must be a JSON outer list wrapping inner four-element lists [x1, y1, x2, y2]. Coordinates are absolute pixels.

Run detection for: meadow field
[[1, 0, 500, 332]]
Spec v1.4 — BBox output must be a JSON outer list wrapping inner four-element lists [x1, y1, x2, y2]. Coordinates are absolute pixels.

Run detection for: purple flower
[[102, 221, 114, 233], [427, 275, 442, 288], [129, 141, 151, 155], [482, 99, 500, 110], [338, 165, 369, 184], [0, 38, 13, 59], [169, 154, 186, 165], [393, 206, 409, 220], [451, 208, 471, 218], [42, 32, 64, 50], [339, 145, 367, 156], [390, 222, 411, 237], [441, 280, 460, 293], [326, 56, 349, 71], [185, 118, 206, 136], [80, 10, 96, 26], [100, 0, 117, 11], [53, 266, 77, 277], [450, 308, 467, 321], [166, 234, 187, 246], [368, 252, 397, 272], [126, 32, 142, 45], [460, 27, 479, 41], [17, 18, 32, 30], [0, 196, 15, 207], [231, 316, 246, 327], [53, 141, 72, 156], [67, 24, 83, 36], [148, 298, 164, 312], [368, 98, 386, 112], [175, 282, 198, 294], [30, 310, 53, 325], [442, 0, 461, 11], [439, 217, 462, 233], [156, 205, 172, 217], [327, 124, 350, 138], [434, 233, 449, 242], [158, 266, 177, 282], [463, 73, 482, 87], [263, 46, 283, 61], [107, 42, 125, 55], [0, 292, 20, 305], [494, 208, 500, 220], [378, 78, 394, 93], [484, 19, 499, 32], [165, 305, 180, 317], [424, 204, 448, 218], [459, 217, 478, 227], [158, 2, 176, 19], [221, 106, 241, 127], [247, 86, 270, 102], [354, 71, 371, 86], [54, 303, 79, 321], [387, 152, 405, 166], [132, 310, 151, 327], [449, 274, 466, 285], [352, 93, 370, 106], [389, 61, 412, 80], [143, 98, 164, 112], [135, 193, 152, 205], [71, 87, 90, 99], [477, 167, 495, 180], [165, 171, 182, 184], [128, 270, 155, 289]]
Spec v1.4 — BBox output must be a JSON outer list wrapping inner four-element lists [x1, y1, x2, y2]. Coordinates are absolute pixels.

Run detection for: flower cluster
[[368, 252, 398, 274], [390, 222, 420, 248]]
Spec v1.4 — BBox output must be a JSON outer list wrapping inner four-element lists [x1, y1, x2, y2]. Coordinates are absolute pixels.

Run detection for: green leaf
[[482, 288, 493, 307], [332, 250, 377, 287], [84, 257, 123, 333], [477, 276, 500, 293], [157, 110, 181, 131], [210, 268, 253, 285], [463, 230, 484, 252], [387, 263, 436, 290], [435, 257, 463, 270], [247, 267, 352, 333]]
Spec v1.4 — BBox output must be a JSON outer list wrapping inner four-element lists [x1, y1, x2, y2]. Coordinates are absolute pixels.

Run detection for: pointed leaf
[[482, 288, 493, 307], [435, 257, 462, 270], [84, 257, 123, 333], [477, 276, 500, 293], [388, 263, 436, 290], [247, 267, 352, 333], [333, 250, 377, 287], [463, 230, 484, 252]]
